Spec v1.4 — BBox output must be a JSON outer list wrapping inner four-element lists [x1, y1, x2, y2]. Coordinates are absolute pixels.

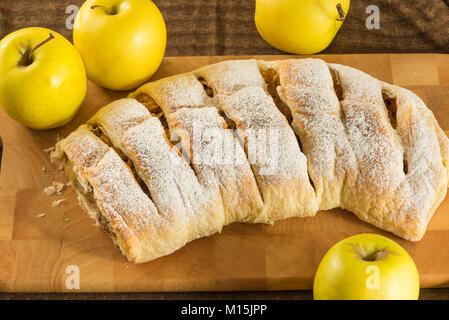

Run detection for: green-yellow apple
[[74, 0, 166, 90], [314, 234, 420, 300], [0, 27, 86, 130], [255, 0, 350, 54]]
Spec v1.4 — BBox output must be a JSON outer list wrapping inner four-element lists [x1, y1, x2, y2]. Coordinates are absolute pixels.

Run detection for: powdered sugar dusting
[[217, 86, 309, 180], [90, 98, 225, 240], [133, 74, 211, 114], [90, 98, 149, 137], [198, 59, 266, 94], [275, 59, 358, 210], [57, 125, 109, 169], [123, 117, 223, 233], [342, 99, 404, 192], [329, 62, 448, 239], [87, 149, 160, 233], [388, 83, 448, 224], [329, 63, 384, 105], [278, 59, 334, 89], [170, 106, 264, 224], [214, 83, 318, 219]]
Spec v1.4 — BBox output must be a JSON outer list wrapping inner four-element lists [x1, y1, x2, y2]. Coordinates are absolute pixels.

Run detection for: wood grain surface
[[0, 54, 448, 292]]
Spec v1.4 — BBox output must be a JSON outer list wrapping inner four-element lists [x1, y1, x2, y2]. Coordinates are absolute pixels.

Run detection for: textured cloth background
[[0, 0, 448, 55], [1, 289, 449, 300], [0, 0, 449, 300]]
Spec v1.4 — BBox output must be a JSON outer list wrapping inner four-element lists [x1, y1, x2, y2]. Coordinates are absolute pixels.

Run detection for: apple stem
[[27, 33, 54, 65], [336, 3, 346, 21], [91, 5, 116, 15]]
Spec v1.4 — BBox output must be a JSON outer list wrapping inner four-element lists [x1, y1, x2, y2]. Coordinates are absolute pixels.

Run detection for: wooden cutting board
[[1, 54, 449, 292]]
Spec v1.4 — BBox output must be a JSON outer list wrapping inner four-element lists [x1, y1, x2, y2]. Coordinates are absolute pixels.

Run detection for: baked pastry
[[51, 58, 449, 263]]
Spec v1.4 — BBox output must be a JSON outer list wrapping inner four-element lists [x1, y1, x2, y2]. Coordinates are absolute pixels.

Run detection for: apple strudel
[[52, 58, 449, 263]]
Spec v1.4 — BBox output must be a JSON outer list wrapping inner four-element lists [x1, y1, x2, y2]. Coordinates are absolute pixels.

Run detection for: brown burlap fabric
[[0, 0, 448, 300], [1, 0, 448, 55], [1, 289, 449, 300]]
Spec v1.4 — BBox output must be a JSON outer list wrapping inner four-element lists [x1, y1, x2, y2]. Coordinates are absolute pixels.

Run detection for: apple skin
[[313, 234, 420, 300], [0, 27, 86, 130], [255, 0, 350, 54], [74, 0, 166, 90]]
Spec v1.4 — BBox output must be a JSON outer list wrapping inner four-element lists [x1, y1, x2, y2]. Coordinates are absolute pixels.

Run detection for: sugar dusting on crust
[[90, 99, 224, 240], [329, 63, 448, 238], [217, 86, 311, 182], [273, 59, 448, 239], [277, 59, 334, 89], [90, 99, 150, 137], [386, 83, 448, 223], [197, 59, 266, 94], [123, 117, 218, 227], [275, 59, 358, 210], [342, 99, 404, 193], [87, 149, 161, 233], [86, 148, 176, 261], [136, 70, 266, 224], [56, 126, 109, 169], [328, 63, 384, 105], [206, 63, 318, 218], [327, 64, 407, 217], [170, 106, 265, 224], [327, 63, 405, 194], [133, 74, 211, 115]]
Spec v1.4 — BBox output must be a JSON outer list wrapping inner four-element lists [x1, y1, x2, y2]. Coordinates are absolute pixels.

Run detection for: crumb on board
[[37, 213, 47, 218], [64, 218, 70, 222], [44, 181, 65, 196], [42, 166, 46, 172], [52, 199, 66, 207]]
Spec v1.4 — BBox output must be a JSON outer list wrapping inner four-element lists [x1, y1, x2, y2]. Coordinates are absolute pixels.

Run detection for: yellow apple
[[74, 0, 166, 90], [314, 234, 420, 300], [0, 27, 86, 130], [255, 0, 350, 54]]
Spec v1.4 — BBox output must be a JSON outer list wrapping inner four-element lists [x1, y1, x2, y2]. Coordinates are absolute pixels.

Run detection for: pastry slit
[[292, 133, 318, 194], [260, 67, 293, 123], [329, 67, 352, 145], [134, 92, 169, 133], [328, 64, 358, 156], [381, 91, 409, 175], [195, 75, 214, 97], [90, 124, 153, 200], [329, 69, 344, 101], [218, 109, 237, 130], [382, 92, 398, 129]]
